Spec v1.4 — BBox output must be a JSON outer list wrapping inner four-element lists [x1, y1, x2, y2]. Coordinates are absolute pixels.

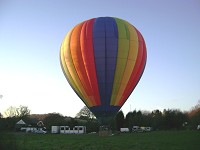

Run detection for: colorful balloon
[[60, 17, 147, 124]]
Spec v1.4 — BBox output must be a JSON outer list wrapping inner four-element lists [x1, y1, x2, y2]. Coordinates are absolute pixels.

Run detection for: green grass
[[0, 131, 200, 150]]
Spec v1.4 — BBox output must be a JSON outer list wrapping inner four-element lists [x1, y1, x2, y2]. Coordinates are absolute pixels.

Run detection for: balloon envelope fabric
[[60, 17, 147, 123]]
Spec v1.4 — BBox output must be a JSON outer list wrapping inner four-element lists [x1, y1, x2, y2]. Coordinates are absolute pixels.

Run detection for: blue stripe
[[105, 17, 118, 108], [93, 17, 106, 110], [93, 17, 118, 112]]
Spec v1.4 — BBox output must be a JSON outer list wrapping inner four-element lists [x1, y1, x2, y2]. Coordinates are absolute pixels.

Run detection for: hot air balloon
[[60, 17, 147, 125]]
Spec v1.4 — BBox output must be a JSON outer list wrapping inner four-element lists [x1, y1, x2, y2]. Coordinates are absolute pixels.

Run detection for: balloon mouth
[[89, 106, 121, 125], [97, 115, 115, 126]]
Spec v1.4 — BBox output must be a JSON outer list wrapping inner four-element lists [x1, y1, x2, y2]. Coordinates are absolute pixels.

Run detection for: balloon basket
[[98, 125, 112, 136]]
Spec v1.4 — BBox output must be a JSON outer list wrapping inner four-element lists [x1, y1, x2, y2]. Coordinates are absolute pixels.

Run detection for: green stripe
[[110, 18, 130, 105]]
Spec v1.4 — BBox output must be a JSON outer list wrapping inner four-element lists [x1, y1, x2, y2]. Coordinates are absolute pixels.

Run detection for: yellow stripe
[[60, 27, 92, 106], [114, 21, 139, 105], [110, 18, 130, 105], [60, 30, 87, 105]]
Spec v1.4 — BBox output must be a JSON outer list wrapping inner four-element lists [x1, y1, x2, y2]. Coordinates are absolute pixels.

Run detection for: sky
[[0, 0, 200, 117]]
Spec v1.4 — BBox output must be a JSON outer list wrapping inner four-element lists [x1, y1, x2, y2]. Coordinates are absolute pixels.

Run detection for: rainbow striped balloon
[[60, 17, 147, 123]]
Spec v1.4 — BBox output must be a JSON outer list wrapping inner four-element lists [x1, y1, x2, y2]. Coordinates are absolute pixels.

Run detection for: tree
[[163, 109, 187, 130], [76, 106, 95, 120], [188, 100, 200, 129], [115, 110, 125, 131], [188, 100, 200, 118], [141, 110, 152, 127], [151, 109, 163, 130], [0, 113, 3, 118], [4, 105, 30, 118], [4, 106, 18, 117], [17, 105, 31, 118], [125, 112, 134, 131], [132, 110, 143, 126], [43, 113, 66, 130]]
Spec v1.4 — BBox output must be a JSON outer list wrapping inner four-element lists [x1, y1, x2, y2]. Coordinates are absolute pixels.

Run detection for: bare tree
[[0, 95, 3, 118], [4, 106, 18, 117], [0, 112, 3, 118], [76, 106, 95, 119], [4, 105, 30, 118], [17, 105, 31, 117]]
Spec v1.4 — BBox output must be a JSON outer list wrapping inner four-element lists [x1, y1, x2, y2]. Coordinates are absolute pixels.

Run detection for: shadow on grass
[[0, 132, 19, 150]]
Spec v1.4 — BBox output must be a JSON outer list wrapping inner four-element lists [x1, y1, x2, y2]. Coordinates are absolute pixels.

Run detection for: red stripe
[[80, 19, 101, 105]]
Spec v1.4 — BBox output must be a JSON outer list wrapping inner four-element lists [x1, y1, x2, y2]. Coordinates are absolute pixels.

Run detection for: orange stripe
[[61, 28, 92, 106], [70, 22, 96, 106]]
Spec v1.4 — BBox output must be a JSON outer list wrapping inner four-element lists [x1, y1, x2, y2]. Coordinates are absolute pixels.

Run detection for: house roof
[[16, 119, 26, 125]]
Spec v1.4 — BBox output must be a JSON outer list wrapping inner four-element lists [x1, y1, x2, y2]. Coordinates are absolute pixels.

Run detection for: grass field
[[0, 130, 200, 150]]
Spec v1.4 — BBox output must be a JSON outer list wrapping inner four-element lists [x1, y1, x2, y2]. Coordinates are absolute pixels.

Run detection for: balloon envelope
[[60, 17, 147, 124]]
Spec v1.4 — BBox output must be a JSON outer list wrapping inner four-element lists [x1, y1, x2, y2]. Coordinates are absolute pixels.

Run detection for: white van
[[197, 125, 200, 130], [60, 126, 71, 134], [132, 126, 143, 132], [73, 126, 86, 134], [120, 128, 129, 133], [51, 126, 60, 133], [145, 127, 152, 132]]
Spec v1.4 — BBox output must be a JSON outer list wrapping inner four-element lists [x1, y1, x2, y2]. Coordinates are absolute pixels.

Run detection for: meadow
[[0, 130, 200, 150]]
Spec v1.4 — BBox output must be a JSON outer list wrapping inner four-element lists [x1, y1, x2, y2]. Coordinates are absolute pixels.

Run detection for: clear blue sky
[[0, 0, 200, 117]]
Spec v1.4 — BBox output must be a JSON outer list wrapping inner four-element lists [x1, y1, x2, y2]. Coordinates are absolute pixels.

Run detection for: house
[[15, 119, 46, 133], [15, 119, 26, 131]]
